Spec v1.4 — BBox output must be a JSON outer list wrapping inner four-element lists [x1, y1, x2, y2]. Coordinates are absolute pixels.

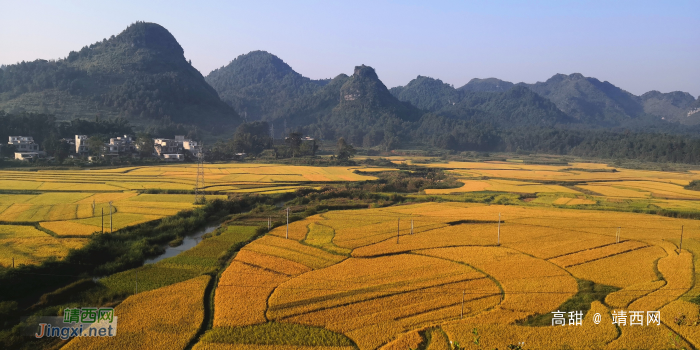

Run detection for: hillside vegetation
[[0, 22, 240, 131]]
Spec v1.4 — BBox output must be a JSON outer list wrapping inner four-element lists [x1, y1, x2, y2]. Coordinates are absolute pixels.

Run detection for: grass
[[200, 322, 354, 346], [99, 225, 261, 294]]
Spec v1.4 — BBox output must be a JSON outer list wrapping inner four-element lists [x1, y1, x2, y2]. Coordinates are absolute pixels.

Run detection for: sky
[[1, 0, 698, 96]]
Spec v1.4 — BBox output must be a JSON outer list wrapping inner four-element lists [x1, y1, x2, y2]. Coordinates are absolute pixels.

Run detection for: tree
[[87, 136, 105, 156], [336, 137, 356, 161], [0, 144, 16, 158], [232, 121, 271, 155], [285, 132, 303, 157], [42, 133, 70, 161], [136, 132, 155, 157]]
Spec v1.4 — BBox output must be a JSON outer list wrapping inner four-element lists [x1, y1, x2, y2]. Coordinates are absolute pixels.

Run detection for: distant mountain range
[[1, 22, 698, 144], [206, 50, 698, 130]]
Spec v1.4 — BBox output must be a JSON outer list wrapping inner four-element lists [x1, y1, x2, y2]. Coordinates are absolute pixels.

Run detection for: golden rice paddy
[[0, 164, 377, 266], [8, 161, 700, 348], [212, 201, 700, 349]]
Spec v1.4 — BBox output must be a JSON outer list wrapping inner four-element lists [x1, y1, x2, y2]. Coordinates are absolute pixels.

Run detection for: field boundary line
[[272, 276, 489, 320], [546, 240, 639, 260], [552, 245, 651, 268]]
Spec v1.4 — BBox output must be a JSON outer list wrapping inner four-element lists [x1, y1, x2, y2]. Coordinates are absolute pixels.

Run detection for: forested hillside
[[0, 22, 240, 131], [205, 51, 329, 122]]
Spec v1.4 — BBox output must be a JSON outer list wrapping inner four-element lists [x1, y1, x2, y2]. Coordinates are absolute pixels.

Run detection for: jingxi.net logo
[[28, 307, 117, 340]]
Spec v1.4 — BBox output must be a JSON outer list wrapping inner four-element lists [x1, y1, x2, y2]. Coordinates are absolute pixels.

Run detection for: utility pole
[[194, 143, 206, 204], [397, 218, 400, 244], [411, 219, 414, 235], [616, 227, 621, 243], [12, 257, 14, 268], [461, 290, 465, 319], [109, 201, 113, 233], [286, 208, 289, 239], [268, 216, 271, 231], [497, 213, 501, 245], [680, 225, 684, 252]]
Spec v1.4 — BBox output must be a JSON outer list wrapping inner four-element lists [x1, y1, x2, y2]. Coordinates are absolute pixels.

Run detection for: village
[[5, 134, 202, 162]]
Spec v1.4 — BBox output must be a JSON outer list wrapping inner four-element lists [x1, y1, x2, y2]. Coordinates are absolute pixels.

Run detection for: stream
[[143, 223, 221, 265]]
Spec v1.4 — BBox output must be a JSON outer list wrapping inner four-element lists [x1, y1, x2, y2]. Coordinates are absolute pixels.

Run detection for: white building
[[75, 135, 89, 154], [154, 138, 183, 156], [154, 135, 198, 158], [15, 152, 40, 161], [163, 154, 184, 161], [106, 135, 136, 155], [8, 136, 39, 152]]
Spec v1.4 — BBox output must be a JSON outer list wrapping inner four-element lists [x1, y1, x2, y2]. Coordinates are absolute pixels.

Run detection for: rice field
[[8, 161, 700, 348], [0, 164, 378, 265], [0, 224, 88, 267], [62, 275, 210, 350], [209, 202, 700, 349]]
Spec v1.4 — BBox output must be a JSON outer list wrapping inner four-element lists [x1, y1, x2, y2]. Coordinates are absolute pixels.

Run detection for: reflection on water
[[143, 224, 220, 264]]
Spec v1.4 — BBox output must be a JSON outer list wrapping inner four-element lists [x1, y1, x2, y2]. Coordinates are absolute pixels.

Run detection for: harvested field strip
[[549, 240, 649, 267]]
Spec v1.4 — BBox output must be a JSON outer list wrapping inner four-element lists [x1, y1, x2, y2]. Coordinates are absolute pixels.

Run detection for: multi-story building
[[106, 135, 136, 155], [181, 138, 200, 157], [154, 138, 183, 156], [154, 135, 198, 158], [75, 135, 89, 155], [8, 136, 39, 152]]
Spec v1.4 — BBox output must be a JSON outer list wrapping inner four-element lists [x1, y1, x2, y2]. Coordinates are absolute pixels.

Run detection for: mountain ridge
[[0, 21, 240, 131]]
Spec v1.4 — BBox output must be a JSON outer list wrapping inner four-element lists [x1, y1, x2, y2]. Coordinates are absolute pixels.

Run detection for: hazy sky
[[1, 0, 698, 96]]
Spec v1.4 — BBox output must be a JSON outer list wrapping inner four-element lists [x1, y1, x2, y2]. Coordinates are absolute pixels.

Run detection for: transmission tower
[[194, 142, 206, 204]]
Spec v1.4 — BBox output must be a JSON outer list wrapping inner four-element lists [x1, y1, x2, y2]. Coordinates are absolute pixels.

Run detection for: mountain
[[276, 65, 423, 147], [459, 78, 514, 92], [519, 73, 644, 126], [205, 51, 329, 121], [640, 90, 697, 123], [389, 76, 461, 111], [441, 86, 574, 127], [389, 76, 572, 127], [0, 22, 240, 129]]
